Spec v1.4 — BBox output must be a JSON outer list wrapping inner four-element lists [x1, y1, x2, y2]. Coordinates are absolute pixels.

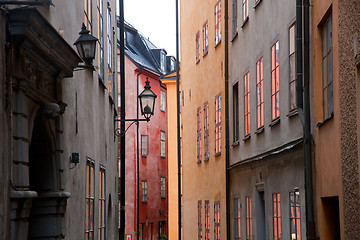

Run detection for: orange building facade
[[180, 0, 227, 239]]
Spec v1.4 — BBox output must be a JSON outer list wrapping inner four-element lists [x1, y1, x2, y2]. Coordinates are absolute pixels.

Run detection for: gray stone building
[[0, 0, 118, 239], [228, 0, 306, 239]]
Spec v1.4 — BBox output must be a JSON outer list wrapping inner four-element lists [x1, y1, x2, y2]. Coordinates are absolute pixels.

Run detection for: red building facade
[[118, 22, 174, 240]]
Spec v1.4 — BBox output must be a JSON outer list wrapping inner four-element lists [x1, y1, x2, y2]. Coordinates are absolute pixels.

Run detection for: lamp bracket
[[114, 118, 149, 137]]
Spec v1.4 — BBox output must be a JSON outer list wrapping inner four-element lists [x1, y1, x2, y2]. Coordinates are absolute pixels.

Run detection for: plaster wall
[[180, 0, 226, 239], [229, 0, 302, 165]]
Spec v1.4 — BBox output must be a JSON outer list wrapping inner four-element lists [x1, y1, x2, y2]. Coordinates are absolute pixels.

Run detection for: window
[[85, 158, 95, 240], [234, 198, 241, 239], [159, 221, 166, 237], [160, 131, 166, 158], [321, 14, 333, 119], [141, 135, 149, 157], [290, 191, 301, 240], [205, 201, 210, 240], [271, 41, 280, 120], [197, 107, 202, 163], [289, 24, 297, 111], [99, 167, 106, 240], [198, 201, 203, 240], [242, 0, 248, 23], [244, 72, 250, 136], [196, 31, 200, 63], [139, 223, 143, 240], [256, 58, 264, 129], [233, 83, 239, 142], [204, 102, 209, 160], [160, 177, 166, 198], [161, 51, 166, 72], [161, 90, 166, 112], [203, 21, 209, 55], [98, 0, 104, 80], [214, 202, 220, 240], [84, 0, 92, 33], [141, 180, 147, 203], [215, 94, 222, 154], [215, 1, 222, 45], [245, 196, 252, 240], [107, 5, 112, 75], [273, 193, 281, 240], [233, 0, 238, 36]]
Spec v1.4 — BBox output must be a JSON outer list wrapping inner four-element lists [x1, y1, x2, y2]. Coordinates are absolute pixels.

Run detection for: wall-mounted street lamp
[[114, 77, 157, 137], [74, 23, 98, 70]]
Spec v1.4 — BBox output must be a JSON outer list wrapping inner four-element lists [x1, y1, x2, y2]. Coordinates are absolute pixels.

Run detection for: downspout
[[119, 0, 126, 239], [136, 67, 143, 240], [297, 0, 315, 239], [175, 0, 181, 239], [303, 0, 316, 239], [224, 0, 230, 240]]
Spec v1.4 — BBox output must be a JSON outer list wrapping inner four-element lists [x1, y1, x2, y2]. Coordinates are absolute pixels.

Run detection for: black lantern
[[74, 23, 98, 64], [138, 78, 157, 120]]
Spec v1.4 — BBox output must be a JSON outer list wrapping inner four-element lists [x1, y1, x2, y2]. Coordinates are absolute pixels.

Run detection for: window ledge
[[215, 152, 221, 157], [204, 157, 209, 162], [231, 32, 238, 42], [254, 0, 262, 9], [269, 118, 280, 127], [203, 49, 208, 57], [287, 109, 298, 118], [232, 140, 240, 147], [197, 160, 202, 164], [243, 134, 251, 142], [255, 127, 264, 135], [98, 77, 107, 90], [196, 59, 200, 64], [316, 112, 334, 128], [241, 17, 249, 28], [215, 39, 222, 48]]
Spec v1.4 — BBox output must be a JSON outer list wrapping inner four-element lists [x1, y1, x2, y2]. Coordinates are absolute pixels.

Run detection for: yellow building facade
[[180, 0, 226, 239], [161, 72, 182, 240]]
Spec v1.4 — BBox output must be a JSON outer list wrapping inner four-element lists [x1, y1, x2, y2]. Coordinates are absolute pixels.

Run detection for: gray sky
[[123, 0, 177, 57]]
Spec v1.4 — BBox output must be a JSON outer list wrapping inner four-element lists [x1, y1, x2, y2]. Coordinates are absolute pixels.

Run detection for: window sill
[[232, 140, 240, 147], [243, 134, 251, 142], [215, 39, 221, 48], [254, 0, 262, 9], [197, 160, 202, 164], [241, 17, 249, 29], [196, 59, 200, 64], [215, 152, 221, 157], [98, 76, 107, 90], [287, 109, 298, 118], [231, 32, 238, 42], [316, 112, 334, 128], [255, 126, 264, 135], [204, 157, 209, 162], [269, 118, 280, 127], [203, 50, 208, 57]]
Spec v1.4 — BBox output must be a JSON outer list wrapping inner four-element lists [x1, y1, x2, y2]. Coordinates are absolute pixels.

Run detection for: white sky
[[123, 0, 177, 57]]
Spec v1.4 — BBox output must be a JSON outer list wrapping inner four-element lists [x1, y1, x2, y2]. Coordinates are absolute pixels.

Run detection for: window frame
[[232, 0, 238, 37], [256, 57, 264, 129], [271, 40, 280, 121], [85, 158, 95, 240], [290, 191, 301, 240], [160, 130, 166, 158], [214, 202, 221, 240], [242, 0, 248, 23], [204, 102, 210, 160], [203, 21, 209, 56], [161, 90, 166, 112], [98, 166, 106, 240], [245, 196, 252, 240], [289, 23, 297, 112], [244, 72, 250, 137], [160, 177, 166, 199], [233, 82, 239, 143], [97, 0, 104, 80], [196, 31, 201, 63], [215, 0, 222, 46], [215, 94, 222, 155], [141, 180, 148, 203], [234, 197, 241, 239], [205, 200, 210, 240], [141, 135, 149, 157], [84, 0, 92, 33], [272, 193, 282, 240], [198, 200, 203, 240], [321, 13, 333, 120], [197, 107, 202, 163]]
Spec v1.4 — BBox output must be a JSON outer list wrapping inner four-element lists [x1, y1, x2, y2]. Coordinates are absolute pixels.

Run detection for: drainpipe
[[175, 0, 182, 239], [297, 0, 316, 239], [136, 67, 143, 240], [224, 0, 230, 239], [119, 0, 126, 239]]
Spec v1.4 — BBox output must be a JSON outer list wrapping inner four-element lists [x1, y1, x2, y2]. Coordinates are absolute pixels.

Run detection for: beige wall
[[180, 0, 226, 239]]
